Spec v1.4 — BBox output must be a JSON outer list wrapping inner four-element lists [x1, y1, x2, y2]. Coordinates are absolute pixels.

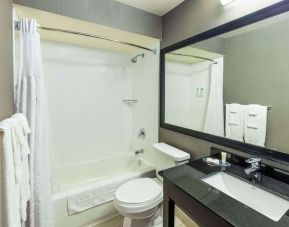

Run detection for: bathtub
[[52, 154, 155, 227]]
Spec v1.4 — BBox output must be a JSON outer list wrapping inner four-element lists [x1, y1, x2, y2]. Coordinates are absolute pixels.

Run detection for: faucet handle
[[245, 158, 261, 167]]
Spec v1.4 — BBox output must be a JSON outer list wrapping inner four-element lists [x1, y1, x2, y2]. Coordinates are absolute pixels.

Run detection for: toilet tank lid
[[153, 143, 190, 162]]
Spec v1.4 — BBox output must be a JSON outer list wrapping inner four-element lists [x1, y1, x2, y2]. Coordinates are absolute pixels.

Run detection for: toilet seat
[[114, 178, 163, 214]]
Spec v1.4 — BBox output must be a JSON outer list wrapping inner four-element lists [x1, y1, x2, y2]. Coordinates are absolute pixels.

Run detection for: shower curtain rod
[[168, 53, 218, 64], [14, 21, 157, 55]]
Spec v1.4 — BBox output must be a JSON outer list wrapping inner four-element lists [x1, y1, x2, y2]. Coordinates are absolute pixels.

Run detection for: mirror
[[163, 11, 289, 153]]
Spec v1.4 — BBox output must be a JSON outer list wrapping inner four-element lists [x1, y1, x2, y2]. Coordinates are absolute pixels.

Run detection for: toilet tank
[[153, 143, 190, 180]]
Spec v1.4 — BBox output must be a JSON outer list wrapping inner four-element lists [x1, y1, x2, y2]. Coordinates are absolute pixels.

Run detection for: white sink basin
[[202, 172, 289, 221]]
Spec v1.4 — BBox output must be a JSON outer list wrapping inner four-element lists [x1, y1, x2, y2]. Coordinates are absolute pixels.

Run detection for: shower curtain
[[203, 57, 224, 137], [15, 18, 53, 227]]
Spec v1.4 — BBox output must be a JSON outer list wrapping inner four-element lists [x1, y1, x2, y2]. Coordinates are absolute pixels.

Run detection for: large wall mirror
[[160, 3, 289, 160]]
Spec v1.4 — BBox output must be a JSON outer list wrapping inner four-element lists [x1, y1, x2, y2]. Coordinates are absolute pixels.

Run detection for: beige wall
[[160, 0, 286, 163], [161, 0, 282, 48], [0, 0, 14, 121], [0, 0, 13, 224], [13, 0, 162, 39], [0, 132, 3, 226], [224, 18, 289, 152]]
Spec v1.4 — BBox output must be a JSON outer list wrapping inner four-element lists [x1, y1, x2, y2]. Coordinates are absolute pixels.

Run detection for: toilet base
[[122, 205, 162, 227]]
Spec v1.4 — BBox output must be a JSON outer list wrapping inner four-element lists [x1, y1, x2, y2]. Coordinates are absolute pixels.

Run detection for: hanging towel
[[225, 103, 245, 142], [244, 104, 267, 147], [0, 113, 31, 227]]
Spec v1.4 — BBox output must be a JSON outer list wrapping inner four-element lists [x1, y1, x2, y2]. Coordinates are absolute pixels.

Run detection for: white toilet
[[114, 143, 190, 227]]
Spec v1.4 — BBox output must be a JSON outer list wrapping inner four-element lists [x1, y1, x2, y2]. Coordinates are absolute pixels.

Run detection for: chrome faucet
[[244, 158, 262, 183], [135, 149, 144, 155], [135, 149, 144, 166], [244, 158, 261, 174]]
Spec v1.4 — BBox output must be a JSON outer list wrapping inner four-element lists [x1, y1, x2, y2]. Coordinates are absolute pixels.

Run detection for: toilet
[[114, 143, 190, 227]]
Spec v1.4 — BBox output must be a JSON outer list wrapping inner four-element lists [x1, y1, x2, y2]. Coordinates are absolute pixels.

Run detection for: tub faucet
[[135, 149, 144, 155]]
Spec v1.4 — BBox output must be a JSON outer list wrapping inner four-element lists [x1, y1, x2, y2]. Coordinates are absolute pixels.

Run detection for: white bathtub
[[52, 154, 155, 227]]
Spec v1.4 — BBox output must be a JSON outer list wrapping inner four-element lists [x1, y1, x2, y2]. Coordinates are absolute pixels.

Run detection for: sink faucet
[[245, 157, 262, 183]]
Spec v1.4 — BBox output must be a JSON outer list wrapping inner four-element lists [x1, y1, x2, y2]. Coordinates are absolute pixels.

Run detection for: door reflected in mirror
[[164, 11, 289, 153]]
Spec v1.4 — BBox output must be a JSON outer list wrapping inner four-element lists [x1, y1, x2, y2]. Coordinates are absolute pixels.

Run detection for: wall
[[39, 40, 134, 167], [165, 61, 210, 131], [130, 46, 160, 164], [14, 35, 160, 167], [13, 0, 162, 39], [162, 0, 282, 48], [160, 0, 285, 160], [0, 0, 13, 225], [224, 18, 289, 152], [0, 0, 14, 121]]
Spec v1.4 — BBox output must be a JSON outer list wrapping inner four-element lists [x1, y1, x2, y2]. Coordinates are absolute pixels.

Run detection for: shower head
[[131, 53, 145, 63]]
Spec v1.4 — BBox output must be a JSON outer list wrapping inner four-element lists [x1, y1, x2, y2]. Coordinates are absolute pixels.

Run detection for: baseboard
[[85, 213, 123, 227]]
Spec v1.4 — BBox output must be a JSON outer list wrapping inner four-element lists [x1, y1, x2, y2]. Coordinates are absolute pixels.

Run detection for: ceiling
[[114, 0, 184, 16]]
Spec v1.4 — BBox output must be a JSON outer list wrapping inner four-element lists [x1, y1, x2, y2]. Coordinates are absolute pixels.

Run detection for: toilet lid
[[115, 178, 162, 204]]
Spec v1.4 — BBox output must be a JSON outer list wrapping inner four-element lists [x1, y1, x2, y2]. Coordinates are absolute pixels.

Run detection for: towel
[[244, 104, 267, 147], [0, 113, 31, 226], [67, 172, 141, 215], [225, 104, 245, 142], [10, 114, 31, 222]]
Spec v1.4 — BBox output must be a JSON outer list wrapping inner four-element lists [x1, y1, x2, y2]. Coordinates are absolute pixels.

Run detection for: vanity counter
[[160, 155, 289, 227]]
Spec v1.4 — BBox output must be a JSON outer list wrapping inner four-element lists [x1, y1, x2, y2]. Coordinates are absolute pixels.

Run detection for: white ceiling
[[114, 0, 184, 16]]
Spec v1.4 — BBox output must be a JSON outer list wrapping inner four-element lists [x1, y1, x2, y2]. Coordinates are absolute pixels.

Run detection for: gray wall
[[192, 37, 226, 55], [13, 0, 162, 39], [0, 0, 13, 224], [224, 18, 289, 152], [161, 0, 282, 48], [0, 0, 14, 121], [160, 0, 285, 161]]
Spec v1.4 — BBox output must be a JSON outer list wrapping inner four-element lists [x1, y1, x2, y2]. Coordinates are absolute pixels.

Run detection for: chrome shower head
[[131, 53, 145, 63]]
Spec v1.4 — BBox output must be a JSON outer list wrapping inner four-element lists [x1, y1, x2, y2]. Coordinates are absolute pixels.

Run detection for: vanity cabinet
[[163, 179, 231, 227]]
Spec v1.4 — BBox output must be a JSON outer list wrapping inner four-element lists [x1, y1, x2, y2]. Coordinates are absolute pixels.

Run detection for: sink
[[201, 172, 289, 221]]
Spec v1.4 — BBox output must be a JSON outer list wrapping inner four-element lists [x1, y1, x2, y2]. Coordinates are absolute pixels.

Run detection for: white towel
[[0, 113, 31, 226], [225, 103, 245, 142], [244, 104, 267, 147], [0, 123, 21, 227], [10, 114, 31, 222], [67, 172, 140, 215]]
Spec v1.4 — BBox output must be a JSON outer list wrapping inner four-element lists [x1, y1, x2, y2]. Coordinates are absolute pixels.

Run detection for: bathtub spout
[[135, 149, 144, 155], [138, 159, 142, 167]]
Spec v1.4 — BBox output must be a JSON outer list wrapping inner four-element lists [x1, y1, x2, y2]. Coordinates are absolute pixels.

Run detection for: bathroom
[[1, 0, 289, 227]]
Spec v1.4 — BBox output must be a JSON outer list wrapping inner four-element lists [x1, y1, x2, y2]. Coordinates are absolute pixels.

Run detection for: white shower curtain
[[203, 57, 224, 137], [15, 18, 53, 227]]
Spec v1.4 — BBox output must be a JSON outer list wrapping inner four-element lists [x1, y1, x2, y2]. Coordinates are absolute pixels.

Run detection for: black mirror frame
[[160, 1, 289, 165]]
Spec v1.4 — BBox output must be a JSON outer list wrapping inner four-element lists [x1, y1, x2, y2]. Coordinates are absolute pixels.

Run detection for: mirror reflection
[[164, 12, 289, 152]]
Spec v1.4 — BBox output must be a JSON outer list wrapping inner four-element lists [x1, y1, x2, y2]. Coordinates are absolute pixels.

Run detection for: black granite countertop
[[160, 153, 289, 227]]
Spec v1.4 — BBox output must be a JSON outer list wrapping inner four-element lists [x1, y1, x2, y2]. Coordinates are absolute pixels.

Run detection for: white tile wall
[[40, 40, 160, 168]]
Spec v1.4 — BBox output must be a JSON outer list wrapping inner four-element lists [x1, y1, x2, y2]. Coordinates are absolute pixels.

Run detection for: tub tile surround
[[13, 38, 159, 226]]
